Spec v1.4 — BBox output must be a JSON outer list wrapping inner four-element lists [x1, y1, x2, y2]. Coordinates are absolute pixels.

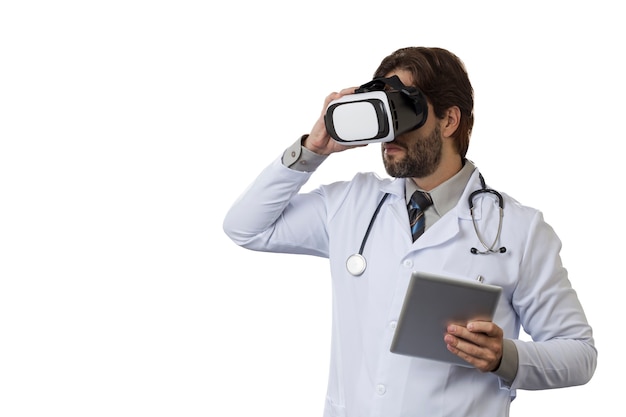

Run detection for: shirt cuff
[[282, 134, 328, 172], [492, 339, 519, 384]]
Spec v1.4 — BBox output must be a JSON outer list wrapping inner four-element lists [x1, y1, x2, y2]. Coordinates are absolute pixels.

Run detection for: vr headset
[[324, 75, 428, 145]]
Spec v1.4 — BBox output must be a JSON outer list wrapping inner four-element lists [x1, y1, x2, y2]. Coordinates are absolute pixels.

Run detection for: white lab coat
[[223, 158, 597, 417]]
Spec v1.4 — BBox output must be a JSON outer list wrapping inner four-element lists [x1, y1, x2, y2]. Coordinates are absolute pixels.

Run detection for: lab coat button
[[403, 259, 413, 268], [376, 384, 386, 395], [390, 321, 397, 329]]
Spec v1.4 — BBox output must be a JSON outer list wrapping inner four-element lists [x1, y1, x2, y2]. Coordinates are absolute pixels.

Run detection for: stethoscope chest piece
[[345, 192, 390, 276], [346, 254, 367, 276]]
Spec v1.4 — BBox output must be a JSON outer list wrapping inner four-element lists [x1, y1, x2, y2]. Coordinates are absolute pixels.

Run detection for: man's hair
[[373, 47, 474, 158]]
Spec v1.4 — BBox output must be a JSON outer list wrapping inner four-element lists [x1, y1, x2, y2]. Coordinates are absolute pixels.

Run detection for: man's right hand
[[303, 87, 365, 156]]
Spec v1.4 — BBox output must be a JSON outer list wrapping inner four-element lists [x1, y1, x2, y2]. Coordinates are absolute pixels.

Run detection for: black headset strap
[[356, 75, 426, 117], [356, 75, 418, 95]]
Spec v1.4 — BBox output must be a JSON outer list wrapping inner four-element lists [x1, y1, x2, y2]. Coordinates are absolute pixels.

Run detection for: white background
[[1, 1, 623, 416]]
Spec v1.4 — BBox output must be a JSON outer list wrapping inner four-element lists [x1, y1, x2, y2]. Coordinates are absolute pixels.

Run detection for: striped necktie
[[408, 191, 433, 242]]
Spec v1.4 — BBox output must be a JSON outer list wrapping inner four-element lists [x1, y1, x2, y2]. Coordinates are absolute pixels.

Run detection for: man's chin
[[383, 162, 406, 178]]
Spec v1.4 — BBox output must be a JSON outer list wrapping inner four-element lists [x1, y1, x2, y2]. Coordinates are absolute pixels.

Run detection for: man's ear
[[441, 106, 461, 138]]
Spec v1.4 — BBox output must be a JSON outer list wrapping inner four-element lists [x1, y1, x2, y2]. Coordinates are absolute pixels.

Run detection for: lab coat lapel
[[380, 179, 413, 235]]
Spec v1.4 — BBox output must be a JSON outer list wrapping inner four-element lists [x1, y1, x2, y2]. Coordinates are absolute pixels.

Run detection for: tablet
[[390, 271, 502, 367]]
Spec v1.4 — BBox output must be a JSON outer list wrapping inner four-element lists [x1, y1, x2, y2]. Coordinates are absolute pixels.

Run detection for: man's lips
[[383, 143, 405, 154]]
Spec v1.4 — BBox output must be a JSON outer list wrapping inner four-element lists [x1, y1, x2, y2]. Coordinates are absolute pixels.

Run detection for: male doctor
[[222, 46, 596, 417]]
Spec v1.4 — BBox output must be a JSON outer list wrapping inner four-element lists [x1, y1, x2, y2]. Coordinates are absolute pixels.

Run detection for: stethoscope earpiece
[[471, 246, 507, 255]]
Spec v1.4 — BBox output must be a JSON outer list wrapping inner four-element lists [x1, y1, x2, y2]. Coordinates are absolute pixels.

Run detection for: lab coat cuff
[[282, 134, 328, 172], [492, 339, 519, 387]]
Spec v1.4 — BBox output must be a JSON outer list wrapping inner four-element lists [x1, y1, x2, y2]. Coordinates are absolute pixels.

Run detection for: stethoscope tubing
[[358, 193, 390, 255]]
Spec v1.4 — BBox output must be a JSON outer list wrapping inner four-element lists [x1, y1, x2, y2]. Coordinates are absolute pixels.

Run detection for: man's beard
[[382, 124, 443, 178]]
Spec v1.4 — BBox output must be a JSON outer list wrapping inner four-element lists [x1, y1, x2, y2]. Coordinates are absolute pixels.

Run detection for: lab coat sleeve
[[222, 157, 331, 258], [509, 210, 597, 390]]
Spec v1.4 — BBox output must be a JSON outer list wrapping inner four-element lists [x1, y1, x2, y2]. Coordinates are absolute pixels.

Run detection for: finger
[[321, 87, 360, 116], [322, 92, 340, 111], [444, 332, 481, 356], [325, 87, 358, 103], [447, 324, 480, 343], [448, 324, 501, 356], [444, 333, 496, 371], [445, 326, 494, 358], [467, 321, 491, 333], [467, 321, 502, 338], [338, 86, 358, 96], [444, 333, 481, 366], [446, 341, 492, 371], [447, 325, 503, 368]]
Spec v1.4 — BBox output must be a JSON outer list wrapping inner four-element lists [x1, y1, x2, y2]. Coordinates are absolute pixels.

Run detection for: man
[[223, 47, 596, 417]]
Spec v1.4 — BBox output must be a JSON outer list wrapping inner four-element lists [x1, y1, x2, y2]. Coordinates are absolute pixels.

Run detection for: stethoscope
[[468, 173, 507, 255], [346, 173, 506, 276]]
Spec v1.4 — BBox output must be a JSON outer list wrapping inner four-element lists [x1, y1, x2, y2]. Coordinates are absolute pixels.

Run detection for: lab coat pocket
[[324, 396, 346, 417]]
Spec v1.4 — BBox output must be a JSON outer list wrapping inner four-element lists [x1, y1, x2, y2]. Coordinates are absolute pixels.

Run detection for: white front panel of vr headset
[[327, 91, 395, 144]]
